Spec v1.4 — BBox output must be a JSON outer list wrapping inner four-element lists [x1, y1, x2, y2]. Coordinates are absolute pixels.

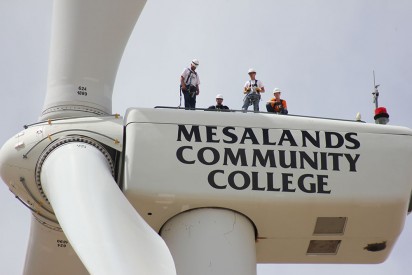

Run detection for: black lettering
[[251, 171, 265, 191], [228, 171, 250, 190], [328, 153, 344, 171], [320, 152, 328, 170], [262, 128, 277, 145], [198, 147, 220, 165], [267, 172, 281, 191], [325, 132, 344, 148], [176, 146, 195, 164], [177, 125, 201, 142], [317, 175, 331, 194], [222, 127, 238, 144], [345, 154, 360, 172], [208, 170, 226, 189], [282, 173, 296, 192], [223, 148, 247, 166], [302, 131, 320, 148], [279, 150, 297, 169], [278, 130, 298, 146], [345, 133, 360, 149], [298, 174, 316, 193], [299, 151, 318, 169], [240, 128, 259, 144], [206, 126, 220, 143], [252, 149, 276, 167]]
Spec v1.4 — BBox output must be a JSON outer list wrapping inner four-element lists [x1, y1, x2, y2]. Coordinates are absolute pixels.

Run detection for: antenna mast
[[372, 70, 380, 109], [372, 70, 389, 124]]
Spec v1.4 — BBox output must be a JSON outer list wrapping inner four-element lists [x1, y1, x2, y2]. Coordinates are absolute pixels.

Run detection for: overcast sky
[[1, 0, 412, 274]]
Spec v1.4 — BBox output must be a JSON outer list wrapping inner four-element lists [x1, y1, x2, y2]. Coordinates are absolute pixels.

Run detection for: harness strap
[[185, 68, 197, 85], [249, 80, 258, 87]]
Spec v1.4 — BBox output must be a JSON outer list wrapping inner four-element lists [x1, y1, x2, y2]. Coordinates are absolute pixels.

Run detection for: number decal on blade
[[57, 240, 68, 248], [77, 86, 88, 96]]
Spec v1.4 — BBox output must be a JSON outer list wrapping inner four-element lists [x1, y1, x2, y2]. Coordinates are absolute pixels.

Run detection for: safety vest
[[270, 99, 287, 113]]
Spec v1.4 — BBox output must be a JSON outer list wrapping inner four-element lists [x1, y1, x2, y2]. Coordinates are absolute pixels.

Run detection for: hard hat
[[191, 59, 199, 67], [216, 94, 223, 99], [273, 88, 281, 94], [248, 68, 256, 74]]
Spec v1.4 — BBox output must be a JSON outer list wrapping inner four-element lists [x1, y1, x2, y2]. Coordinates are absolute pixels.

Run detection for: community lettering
[[176, 125, 361, 194]]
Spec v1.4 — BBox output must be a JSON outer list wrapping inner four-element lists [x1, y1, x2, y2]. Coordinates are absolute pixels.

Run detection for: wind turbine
[[1, 0, 175, 274], [1, 1, 412, 275]]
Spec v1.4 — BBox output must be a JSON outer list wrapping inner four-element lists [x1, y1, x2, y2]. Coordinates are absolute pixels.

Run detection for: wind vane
[[372, 70, 389, 124]]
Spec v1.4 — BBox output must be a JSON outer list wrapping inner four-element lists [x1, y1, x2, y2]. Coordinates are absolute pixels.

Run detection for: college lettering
[[177, 124, 360, 149], [176, 125, 361, 194]]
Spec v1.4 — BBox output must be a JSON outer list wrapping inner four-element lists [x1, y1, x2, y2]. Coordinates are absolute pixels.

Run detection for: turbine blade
[[41, 0, 147, 120], [40, 142, 176, 275]]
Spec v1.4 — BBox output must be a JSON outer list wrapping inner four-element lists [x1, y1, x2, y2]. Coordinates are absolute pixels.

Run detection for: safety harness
[[179, 68, 198, 107]]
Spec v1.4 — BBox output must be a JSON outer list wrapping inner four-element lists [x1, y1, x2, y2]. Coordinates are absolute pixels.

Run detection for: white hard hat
[[248, 68, 256, 74], [273, 88, 281, 93], [216, 94, 223, 99], [191, 59, 199, 67]]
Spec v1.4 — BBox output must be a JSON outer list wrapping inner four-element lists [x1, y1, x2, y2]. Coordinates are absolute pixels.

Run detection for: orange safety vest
[[269, 99, 287, 113]]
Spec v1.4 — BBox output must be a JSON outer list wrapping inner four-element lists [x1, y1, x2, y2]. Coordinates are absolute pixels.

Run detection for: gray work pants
[[242, 93, 260, 111]]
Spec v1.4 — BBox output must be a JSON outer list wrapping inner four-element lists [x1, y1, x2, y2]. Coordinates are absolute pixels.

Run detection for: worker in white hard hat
[[242, 68, 265, 112], [180, 59, 200, 109], [266, 88, 288, 114], [208, 94, 229, 111]]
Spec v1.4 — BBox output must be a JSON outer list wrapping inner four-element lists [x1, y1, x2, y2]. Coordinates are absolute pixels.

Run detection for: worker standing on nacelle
[[180, 59, 200, 109], [242, 68, 265, 112]]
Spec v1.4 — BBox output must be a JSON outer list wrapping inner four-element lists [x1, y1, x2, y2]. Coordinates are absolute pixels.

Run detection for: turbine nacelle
[[124, 107, 412, 264]]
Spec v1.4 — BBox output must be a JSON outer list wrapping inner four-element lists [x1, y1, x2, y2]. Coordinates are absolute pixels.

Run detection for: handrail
[[153, 106, 365, 123]]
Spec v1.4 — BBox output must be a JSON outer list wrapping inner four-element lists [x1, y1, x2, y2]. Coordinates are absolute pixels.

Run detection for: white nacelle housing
[[123, 107, 412, 264]]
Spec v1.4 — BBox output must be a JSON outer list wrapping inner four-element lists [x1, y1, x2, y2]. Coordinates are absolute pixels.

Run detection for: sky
[[1, 0, 412, 274]]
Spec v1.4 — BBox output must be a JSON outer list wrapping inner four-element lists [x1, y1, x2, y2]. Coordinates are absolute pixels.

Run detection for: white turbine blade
[[24, 216, 88, 275], [41, 0, 147, 120], [40, 142, 176, 275]]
